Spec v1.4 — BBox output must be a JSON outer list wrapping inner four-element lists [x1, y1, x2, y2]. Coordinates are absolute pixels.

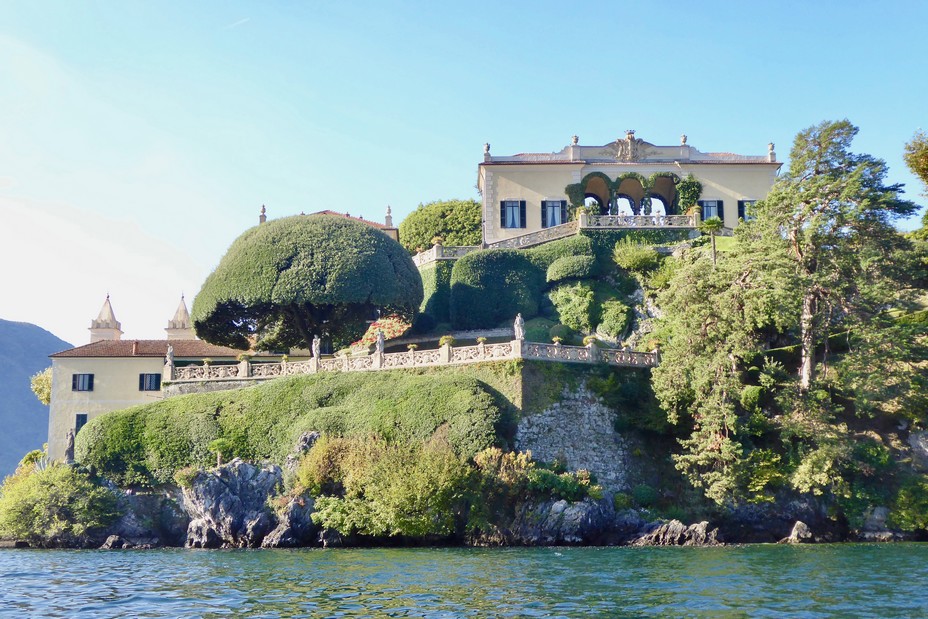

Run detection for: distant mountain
[[0, 320, 72, 480]]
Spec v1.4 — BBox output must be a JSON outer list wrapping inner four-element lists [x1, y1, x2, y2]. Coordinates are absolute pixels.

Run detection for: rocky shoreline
[[6, 459, 921, 550]]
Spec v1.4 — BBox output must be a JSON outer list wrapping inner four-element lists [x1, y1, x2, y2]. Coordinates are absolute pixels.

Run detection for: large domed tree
[[192, 215, 423, 351]]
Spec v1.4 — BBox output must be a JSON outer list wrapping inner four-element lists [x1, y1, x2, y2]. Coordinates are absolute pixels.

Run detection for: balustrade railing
[[411, 244, 480, 267], [485, 221, 579, 249], [166, 340, 658, 385], [582, 214, 696, 228]]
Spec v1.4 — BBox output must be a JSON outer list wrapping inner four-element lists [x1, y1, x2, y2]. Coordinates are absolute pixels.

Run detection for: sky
[[1, 1, 926, 346]]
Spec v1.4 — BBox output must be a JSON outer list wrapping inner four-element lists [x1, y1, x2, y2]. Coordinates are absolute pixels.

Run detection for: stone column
[[440, 343, 452, 364], [579, 210, 589, 228]]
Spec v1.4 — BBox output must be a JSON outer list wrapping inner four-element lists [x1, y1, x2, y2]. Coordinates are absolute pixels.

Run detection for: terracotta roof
[[309, 210, 389, 229], [50, 339, 251, 359]]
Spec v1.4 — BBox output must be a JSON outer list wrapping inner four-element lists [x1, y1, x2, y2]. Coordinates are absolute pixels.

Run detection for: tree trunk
[[799, 291, 816, 392], [711, 233, 717, 266]]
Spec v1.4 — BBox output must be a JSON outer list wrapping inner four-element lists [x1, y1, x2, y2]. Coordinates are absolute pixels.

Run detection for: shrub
[[524, 235, 594, 270], [546, 255, 598, 283], [613, 492, 633, 511], [740, 385, 764, 412], [632, 484, 658, 507], [398, 199, 482, 254], [418, 261, 455, 323], [647, 256, 679, 290], [548, 282, 596, 333], [308, 436, 473, 538], [449, 249, 544, 329], [439, 335, 455, 346], [613, 238, 660, 273], [889, 474, 928, 531], [597, 299, 631, 339], [77, 372, 502, 488], [524, 317, 555, 342], [0, 463, 120, 546], [548, 323, 576, 343], [173, 466, 198, 488]]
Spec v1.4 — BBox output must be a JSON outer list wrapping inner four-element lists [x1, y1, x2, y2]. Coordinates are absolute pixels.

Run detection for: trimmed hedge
[[76, 372, 502, 488], [524, 235, 594, 270], [419, 260, 454, 323], [581, 229, 691, 262], [398, 199, 482, 254], [449, 249, 545, 329], [546, 255, 597, 283], [598, 299, 631, 339], [549, 282, 596, 333]]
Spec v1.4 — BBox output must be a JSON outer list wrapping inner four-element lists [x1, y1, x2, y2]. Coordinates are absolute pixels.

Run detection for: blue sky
[[1, 1, 926, 345]]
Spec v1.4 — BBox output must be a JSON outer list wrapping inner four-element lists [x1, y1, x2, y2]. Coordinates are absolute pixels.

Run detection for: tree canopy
[[652, 119, 927, 507], [192, 215, 423, 350], [398, 199, 482, 253]]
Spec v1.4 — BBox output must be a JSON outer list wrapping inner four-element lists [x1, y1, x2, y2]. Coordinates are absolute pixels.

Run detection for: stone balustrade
[[580, 213, 697, 228], [411, 244, 480, 267], [166, 340, 658, 385], [485, 221, 580, 250]]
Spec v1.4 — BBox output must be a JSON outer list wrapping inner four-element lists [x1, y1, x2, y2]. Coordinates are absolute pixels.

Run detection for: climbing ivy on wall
[[564, 171, 694, 216]]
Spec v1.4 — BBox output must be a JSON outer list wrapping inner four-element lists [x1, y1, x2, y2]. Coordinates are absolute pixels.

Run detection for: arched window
[[614, 195, 636, 215]]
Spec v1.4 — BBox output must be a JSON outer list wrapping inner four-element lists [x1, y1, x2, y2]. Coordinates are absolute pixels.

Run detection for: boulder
[[262, 496, 317, 548], [106, 489, 188, 548], [631, 520, 722, 546], [507, 498, 614, 545], [284, 431, 321, 473], [180, 458, 283, 548], [780, 520, 814, 544], [100, 535, 132, 549], [908, 431, 928, 470]]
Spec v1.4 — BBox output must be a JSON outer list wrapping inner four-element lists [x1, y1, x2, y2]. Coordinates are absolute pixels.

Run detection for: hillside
[[0, 320, 71, 479]]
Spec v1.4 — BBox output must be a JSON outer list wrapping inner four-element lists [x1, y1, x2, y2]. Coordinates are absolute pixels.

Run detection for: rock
[[507, 498, 614, 545], [631, 520, 722, 546], [285, 431, 321, 473], [262, 496, 317, 548], [100, 535, 133, 549], [909, 432, 928, 470], [318, 528, 347, 548], [107, 490, 187, 547], [718, 498, 840, 543], [180, 458, 283, 548], [780, 520, 814, 544], [862, 506, 890, 532]]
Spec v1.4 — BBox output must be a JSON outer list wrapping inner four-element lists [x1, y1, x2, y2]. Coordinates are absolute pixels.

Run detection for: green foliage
[[207, 438, 235, 464], [524, 235, 594, 270], [548, 323, 576, 343], [646, 256, 679, 290], [548, 282, 596, 333], [308, 436, 473, 538], [30, 367, 52, 406], [677, 175, 703, 211], [191, 215, 423, 350], [612, 492, 633, 511], [740, 385, 763, 412], [904, 130, 928, 194], [597, 299, 631, 340], [546, 255, 597, 283], [449, 249, 544, 329], [523, 317, 555, 342], [418, 260, 454, 323], [889, 474, 928, 531], [173, 466, 198, 488], [0, 463, 120, 546], [398, 199, 482, 253], [612, 239, 660, 273], [581, 229, 691, 264], [76, 372, 502, 488], [631, 484, 658, 507]]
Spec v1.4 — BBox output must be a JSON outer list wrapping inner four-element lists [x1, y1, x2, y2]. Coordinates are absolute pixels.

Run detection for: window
[[75, 413, 88, 435], [698, 200, 724, 221], [500, 200, 526, 229], [737, 200, 756, 221], [72, 373, 94, 392], [139, 373, 162, 391], [541, 200, 567, 228]]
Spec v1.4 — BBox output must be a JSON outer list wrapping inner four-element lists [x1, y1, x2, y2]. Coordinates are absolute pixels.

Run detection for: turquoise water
[[1, 545, 927, 618]]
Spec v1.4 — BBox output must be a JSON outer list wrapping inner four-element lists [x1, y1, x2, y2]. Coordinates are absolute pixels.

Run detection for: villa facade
[[477, 131, 781, 246]]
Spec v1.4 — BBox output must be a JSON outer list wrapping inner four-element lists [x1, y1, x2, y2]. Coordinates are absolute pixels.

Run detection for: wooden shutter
[[717, 200, 725, 223], [500, 201, 506, 228], [541, 202, 548, 228], [72, 374, 77, 390], [139, 374, 145, 391], [519, 201, 526, 228], [87, 374, 94, 391], [560, 201, 567, 224]]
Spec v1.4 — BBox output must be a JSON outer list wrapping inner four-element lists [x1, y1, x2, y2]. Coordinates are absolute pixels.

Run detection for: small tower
[[89, 295, 123, 343], [165, 295, 196, 340]]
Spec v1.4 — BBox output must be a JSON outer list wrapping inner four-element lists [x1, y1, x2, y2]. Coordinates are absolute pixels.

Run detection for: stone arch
[[649, 173, 679, 215], [580, 172, 611, 215], [615, 174, 646, 215]]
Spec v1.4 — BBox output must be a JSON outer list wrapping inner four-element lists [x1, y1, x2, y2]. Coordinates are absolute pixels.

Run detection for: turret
[[165, 295, 196, 340], [89, 295, 123, 343]]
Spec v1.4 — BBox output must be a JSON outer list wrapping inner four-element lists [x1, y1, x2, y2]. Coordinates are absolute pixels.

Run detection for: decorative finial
[[259, 204, 267, 224], [625, 129, 636, 140], [571, 135, 579, 145], [483, 142, 490, 154], [680, 134, 687, 146], [768, 142, 776, 162], [385, 205, 394, 228]]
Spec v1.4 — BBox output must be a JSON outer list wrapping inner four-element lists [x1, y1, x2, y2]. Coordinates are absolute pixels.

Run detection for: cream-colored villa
[[477, 131, 780, 246]]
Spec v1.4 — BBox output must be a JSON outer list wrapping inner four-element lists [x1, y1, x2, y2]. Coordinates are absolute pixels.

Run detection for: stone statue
[[375, 330, 385, 354], [680, 134, 688, 146], [64, 429, 75, 464], [165, 344, 174, 366], [514, 313, 525, 340], [571, 135, 579, 145], [312, 335, 321, 360], [483, 142, 491, 154]]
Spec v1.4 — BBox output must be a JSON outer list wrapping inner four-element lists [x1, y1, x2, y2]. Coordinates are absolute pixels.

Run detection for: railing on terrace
[[166, 339, 658, 384], [411, 213, 697, 266]]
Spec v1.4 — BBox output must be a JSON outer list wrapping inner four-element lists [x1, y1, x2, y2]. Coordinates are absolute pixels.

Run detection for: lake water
[[2, 545, 927, 618]]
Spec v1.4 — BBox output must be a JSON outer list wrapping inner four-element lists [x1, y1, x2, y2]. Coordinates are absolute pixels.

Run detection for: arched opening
[[615, 178, 645, 215], [614, 194, 636, 215], [583, 176, 610, 215], [650, 176, 678, 215], [584, 195, 604, 212]]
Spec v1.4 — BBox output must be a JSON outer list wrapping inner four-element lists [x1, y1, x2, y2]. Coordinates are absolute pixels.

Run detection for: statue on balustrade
[[514, 313, 525, 340], [375, 330, 385, 354], [312, 335, 321, 360]]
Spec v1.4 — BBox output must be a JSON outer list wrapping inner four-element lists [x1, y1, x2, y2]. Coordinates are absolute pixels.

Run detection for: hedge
[[418, 260, 454, 323], [546, 255, 598, 283], [76, 372, 503, 487], [449, 249, 545, 329], [581, 229, 692, 263]]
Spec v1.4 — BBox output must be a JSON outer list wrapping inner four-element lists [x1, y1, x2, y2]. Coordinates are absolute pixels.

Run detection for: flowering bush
[[351, 315, 412, 348]]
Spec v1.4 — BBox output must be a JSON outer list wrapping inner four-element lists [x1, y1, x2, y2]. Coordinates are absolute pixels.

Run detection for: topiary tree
[[398, 199, 482, 253], [449, 249, 544, 329], [192, 215, 423, 351]]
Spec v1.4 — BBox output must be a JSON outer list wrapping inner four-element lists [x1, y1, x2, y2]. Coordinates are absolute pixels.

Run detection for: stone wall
[[163, 379, 263, 399], [515, 383, 629, 493]]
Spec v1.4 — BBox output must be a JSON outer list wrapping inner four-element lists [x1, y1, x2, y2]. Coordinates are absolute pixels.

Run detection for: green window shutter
[[519, 201, 526, 228], [541, 202, 548, 228], [717, 200, 725, 222], [500, 201, 506, 227], [560, 201, 567, 223], [139, 374, 145, 391], [88, 374, 94, 391]]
